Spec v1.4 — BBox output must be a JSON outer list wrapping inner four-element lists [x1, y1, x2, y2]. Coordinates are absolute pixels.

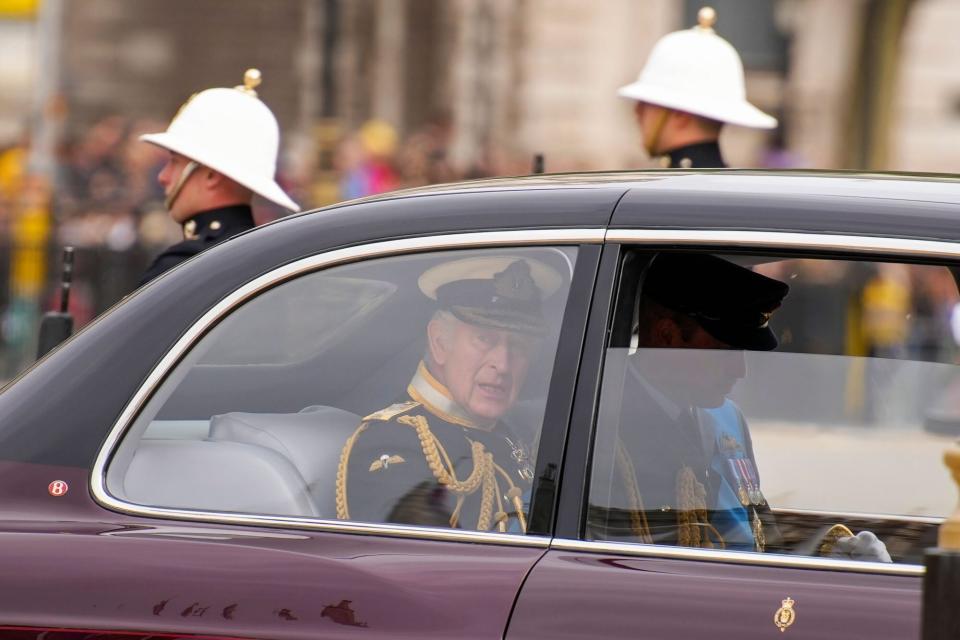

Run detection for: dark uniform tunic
[[664, 140, 726, 169], [336, 362, 533, 532], [140, 204, 255, 285], [589, 360, 778, 551]]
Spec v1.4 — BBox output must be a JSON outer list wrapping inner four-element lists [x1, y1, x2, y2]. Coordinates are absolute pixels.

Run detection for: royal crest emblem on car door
[[774, 597, 796, 632]]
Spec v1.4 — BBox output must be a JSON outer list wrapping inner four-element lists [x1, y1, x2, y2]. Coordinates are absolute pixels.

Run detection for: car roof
[[314, 169, 960, 204], [288, 169, 960, 244]]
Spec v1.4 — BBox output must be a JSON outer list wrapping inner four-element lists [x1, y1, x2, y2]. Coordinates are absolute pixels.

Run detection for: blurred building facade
[[2, 0, 953, 183], [0, 1, 957, 176], [2, 0, 960, 379]]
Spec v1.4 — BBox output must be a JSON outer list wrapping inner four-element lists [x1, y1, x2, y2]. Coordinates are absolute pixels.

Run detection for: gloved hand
[[829, 531, 892, 563]]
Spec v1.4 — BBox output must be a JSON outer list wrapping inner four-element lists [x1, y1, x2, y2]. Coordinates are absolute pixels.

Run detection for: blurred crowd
[[3, 111, 957, 383], [0, 111, 508, 376]]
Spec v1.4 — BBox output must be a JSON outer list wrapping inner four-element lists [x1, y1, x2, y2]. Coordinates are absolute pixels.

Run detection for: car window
[[106, 246, 578, 535], [588, 250, 957, 564]]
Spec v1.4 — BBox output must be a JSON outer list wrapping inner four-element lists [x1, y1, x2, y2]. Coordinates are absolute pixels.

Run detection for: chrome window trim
[[90, 228, 602, 545], [100, 500, 552, 547], [772, 506, 944, 526], [606, 229, 960, 259], [551, 538, 923, 576]]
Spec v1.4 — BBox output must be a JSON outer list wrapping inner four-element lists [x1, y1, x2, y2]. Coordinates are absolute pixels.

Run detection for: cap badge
[[493, 261, 537, 302]]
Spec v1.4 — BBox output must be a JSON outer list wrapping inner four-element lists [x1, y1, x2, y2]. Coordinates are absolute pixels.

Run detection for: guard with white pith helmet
[[138, 69, 299, 285], [618, 7, 777, 168]]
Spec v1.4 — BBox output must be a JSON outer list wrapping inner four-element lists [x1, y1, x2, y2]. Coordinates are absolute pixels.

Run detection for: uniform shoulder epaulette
[[363, 400, 421, 422]]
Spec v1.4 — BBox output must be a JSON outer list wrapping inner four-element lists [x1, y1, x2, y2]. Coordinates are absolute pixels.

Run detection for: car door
[[507, 237, 953, 639], [0, 231, 604, 638]]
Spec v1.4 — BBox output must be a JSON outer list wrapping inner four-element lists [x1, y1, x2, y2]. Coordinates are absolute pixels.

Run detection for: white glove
[[830, 531, 892, 563]]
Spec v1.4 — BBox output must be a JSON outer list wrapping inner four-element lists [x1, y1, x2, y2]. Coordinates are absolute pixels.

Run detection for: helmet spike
[[235, 68, 262, 97], [696, 6, 717, 32]]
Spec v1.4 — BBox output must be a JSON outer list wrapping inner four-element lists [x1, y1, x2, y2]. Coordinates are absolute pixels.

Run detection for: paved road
[[752, 421, 956, 518]]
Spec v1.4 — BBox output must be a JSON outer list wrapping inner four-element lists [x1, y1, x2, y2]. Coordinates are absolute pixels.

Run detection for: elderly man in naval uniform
[[336, 256, 561, 533]]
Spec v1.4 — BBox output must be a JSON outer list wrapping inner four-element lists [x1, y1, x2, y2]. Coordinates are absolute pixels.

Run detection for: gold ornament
[[697, 7, 717, 31], [774, 597, 796, 632], [235, 68, 262, 97]]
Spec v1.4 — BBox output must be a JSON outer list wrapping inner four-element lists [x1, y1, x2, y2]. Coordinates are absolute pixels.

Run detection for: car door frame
[[518, 228, 960, 640], [53, 229, 605, 639]]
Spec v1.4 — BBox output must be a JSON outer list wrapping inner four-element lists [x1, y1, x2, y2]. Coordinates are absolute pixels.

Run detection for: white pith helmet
[[140, 69, 300, 212], [617, 7, 777, 130]]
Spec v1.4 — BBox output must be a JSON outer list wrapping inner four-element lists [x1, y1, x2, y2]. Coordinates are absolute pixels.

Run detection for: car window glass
[[588, 252, 958, 565], [107, 246, 577, 535]]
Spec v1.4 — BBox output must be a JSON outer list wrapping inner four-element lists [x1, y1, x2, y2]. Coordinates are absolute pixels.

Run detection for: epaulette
[[363, 400, 421, 422]]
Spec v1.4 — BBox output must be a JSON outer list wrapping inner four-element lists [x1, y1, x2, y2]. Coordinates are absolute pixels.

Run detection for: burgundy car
[[0, 171, 955, 639]]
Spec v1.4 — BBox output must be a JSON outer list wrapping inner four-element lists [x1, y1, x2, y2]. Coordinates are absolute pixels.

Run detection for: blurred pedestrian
[[138, 69, 299, 285], [617, 7, 777, 168]]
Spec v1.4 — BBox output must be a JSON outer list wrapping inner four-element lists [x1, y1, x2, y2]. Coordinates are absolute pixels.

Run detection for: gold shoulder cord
[[613, 440, 725, 550], [397, 414, 527, 533], [615, 441, 653, 543], [676, 466, 724, 549], [335, 422, 369, 520], [335, 414, 527, 532]]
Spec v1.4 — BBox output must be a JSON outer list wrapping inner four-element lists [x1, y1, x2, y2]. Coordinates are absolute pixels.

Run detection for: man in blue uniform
[[597, 252, 890, 561], [336, 256, 560, 532], [617, 7, 777, 168], [138, 69, 299, 285]]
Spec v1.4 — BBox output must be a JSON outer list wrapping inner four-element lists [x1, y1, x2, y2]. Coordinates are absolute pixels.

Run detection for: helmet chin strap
[[643, 108, 673, 158], [164, 160, 200, 211]]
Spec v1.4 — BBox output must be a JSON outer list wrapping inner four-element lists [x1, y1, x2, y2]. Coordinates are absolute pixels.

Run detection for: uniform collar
[[663, 141, 726, 169], [407, 361, 495, 431], [181, 204, 254, 240]]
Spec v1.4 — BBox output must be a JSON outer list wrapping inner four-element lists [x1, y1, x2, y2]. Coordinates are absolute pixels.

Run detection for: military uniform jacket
[[336, 362, 534, 532], [664, 141, 726, 169], [589, 359, 778, 551], [139, 204, 256, 286]]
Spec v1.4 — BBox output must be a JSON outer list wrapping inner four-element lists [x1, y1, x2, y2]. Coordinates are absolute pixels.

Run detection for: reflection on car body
[[0, 171, 957, 638]]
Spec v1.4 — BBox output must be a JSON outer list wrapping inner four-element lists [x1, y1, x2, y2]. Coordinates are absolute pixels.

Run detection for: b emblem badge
[[774, 597, 796, 632], [48, 480, 69, 497]]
